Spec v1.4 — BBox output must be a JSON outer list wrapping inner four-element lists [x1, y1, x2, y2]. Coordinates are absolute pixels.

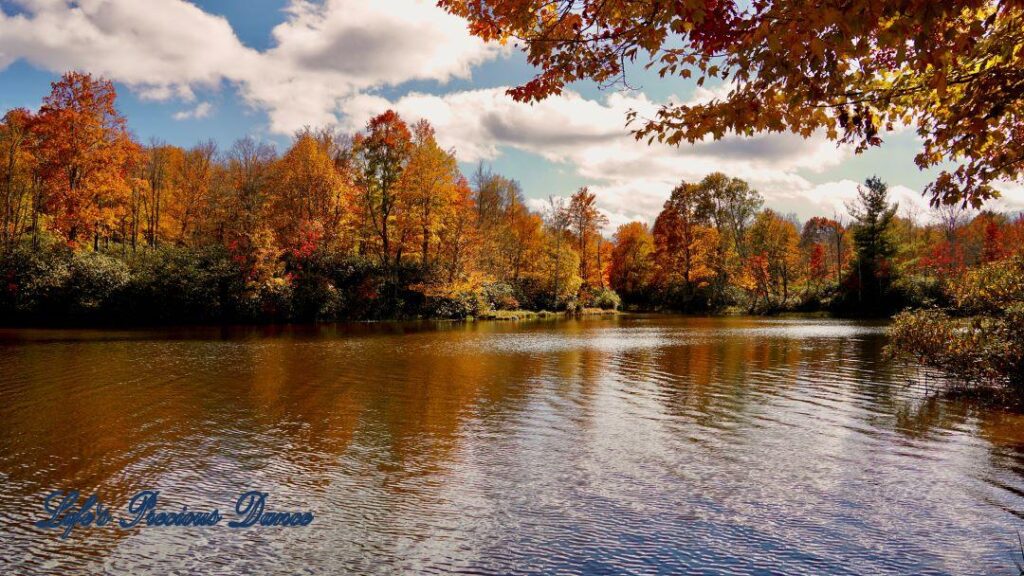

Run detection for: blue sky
[[2, 0, 1020, 226]]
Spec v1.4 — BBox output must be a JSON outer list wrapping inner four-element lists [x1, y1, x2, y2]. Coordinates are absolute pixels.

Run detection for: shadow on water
[[1, 315, 1023, 574]]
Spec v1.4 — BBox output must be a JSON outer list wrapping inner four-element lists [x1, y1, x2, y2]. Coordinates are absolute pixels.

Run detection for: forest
[[1, 72, 1023, 334]]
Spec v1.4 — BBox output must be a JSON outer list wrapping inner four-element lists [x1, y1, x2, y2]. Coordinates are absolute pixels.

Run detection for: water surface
[[1, 316, 1023, 574]]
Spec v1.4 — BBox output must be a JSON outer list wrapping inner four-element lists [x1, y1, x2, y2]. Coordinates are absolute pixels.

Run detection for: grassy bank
[[0, 241, 623, 327], [475, 308, 618, 321]]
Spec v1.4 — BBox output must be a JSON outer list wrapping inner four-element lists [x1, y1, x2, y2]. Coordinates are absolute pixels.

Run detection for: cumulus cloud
[[6, 0, 1008, 228], [339, 87, 860, 230], [172, 101, 212, 121], [0, 0, 500, 132], [991, 182, 1024, 214], [351, 86, 1018, 231], [0, 0, 253, 93]]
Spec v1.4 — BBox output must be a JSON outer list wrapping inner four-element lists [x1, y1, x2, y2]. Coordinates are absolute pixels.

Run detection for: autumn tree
[[223, 136, 278, 281], [745, 209, 802, 310], [0, 109, 37, 248], [541, 195, 582, 308], [138, 140, 183, 248], [166, 140, 217, 246], [402, 120, 460, 266], [801, 216, 848, 289], [352, 111, 413, 270], [609, 221, 654, 304], [472, 164, 527, 279], [434, 177, 480, 285], [978, 213, 1008, 264], [269, 129, 350, 254], [565, 186, 609, 289], [1009, 216, 1024, 258], [497, 199, 545, 285], [32, 72, 138, 247], [652, 181, 717, 308], [472, 164, 522, 228], [694, 172, 762, 304], [442, 0, 1024, 207]]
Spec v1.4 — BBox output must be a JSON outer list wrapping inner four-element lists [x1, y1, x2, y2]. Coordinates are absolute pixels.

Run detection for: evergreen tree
[[849, 176, 898, 310]]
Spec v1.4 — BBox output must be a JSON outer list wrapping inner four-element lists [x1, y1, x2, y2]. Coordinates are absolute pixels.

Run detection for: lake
[[1, 316, 1023, 574]]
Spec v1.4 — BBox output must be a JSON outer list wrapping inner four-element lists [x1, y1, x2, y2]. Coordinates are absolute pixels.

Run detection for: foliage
[[837, 176, 900, 314], [0, 238, 72, 316], [422, 287, 486, 320], [889, 256, 1024, 391], [4, 74, 1024, 327], [440, 0, 1024, 207], [652, 181, 718, 310], [589, 287, 622, 311], [565, 187, 609, 288], [32, 72, 139, 246], [352, 110, 413, 269], [63, 251, 130, 315], [481, 281, 520, 311], [743, 209, 802, 311], [609, 221, 655, 306]]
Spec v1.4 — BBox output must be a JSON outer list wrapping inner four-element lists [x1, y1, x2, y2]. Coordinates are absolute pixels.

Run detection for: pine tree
[[849, 176, 898, 309]]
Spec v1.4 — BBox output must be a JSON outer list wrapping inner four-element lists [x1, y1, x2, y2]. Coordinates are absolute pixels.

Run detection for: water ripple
[[0, 316, 1022, 574]]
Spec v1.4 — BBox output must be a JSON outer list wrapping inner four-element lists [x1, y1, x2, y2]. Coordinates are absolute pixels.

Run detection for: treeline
[[608, 175, 1024, 316], [2, 72, 1023, 325], [0, 73, 616, 324]]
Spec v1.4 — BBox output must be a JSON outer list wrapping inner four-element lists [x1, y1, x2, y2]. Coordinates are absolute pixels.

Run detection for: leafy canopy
[[439, 0, 1024, 207]]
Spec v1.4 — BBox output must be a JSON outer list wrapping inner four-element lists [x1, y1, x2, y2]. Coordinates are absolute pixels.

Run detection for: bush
[[888, 256, 1024, 392], [290, 275, 342, 321], [422, 288, 485, 319], [119, 246, 245, 323], [2, 240, 623, 325], [64, 252, 130, 315], [590, 288, 622, 310], [0, 240, 72, 318], [481, 281, 520, 311], [890, 273, 948, 309]]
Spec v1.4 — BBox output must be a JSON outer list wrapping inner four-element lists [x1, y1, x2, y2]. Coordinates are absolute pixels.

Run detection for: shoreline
[[0, 308, 623, 331], [0, 309, 898, 333]]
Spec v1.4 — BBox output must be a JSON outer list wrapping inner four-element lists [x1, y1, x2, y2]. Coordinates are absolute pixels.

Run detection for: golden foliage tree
[[32, 72, 138, 247], [0, 109, 38, 248], [744, 209, 802, 309], [352, 110, 413, 269], [270, 129, 350, 254], [652, 181, 717, 306], [565, 186, 610, 289], [440, 0, 1024, 207], [609, 221, 654, 302], [401, 120, 461, 266]]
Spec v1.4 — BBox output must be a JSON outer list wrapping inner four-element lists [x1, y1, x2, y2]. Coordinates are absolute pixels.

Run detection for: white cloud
[[0, 0, 501, 133], [991, 181, 1024, 214], [7, 0, 1010, 228], [341, 87, 859, 230], [172, 101, 212, 121], [0, 0, 253, 94]]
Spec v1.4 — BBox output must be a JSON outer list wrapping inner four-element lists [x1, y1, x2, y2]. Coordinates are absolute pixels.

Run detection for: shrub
[[64, 252, 130, 315], [890, 273, 948, 310], [119, 246, 245, 323], [0, 241, 72, 318], [888, 256, 1024, 391], [482, 281, 520, 311], [590, 287, 622, 310], [422, 288, 485, 319]]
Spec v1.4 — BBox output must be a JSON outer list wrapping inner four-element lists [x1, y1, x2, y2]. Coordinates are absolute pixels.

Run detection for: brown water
[[1, 316, 1023, 575]]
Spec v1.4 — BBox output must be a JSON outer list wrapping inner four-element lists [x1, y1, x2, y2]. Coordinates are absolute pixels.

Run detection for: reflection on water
[[1, 316, 1023, 574]]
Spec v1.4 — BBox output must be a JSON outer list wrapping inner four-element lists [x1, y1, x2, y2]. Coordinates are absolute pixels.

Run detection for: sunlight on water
[[0, 316, 1022, 574]]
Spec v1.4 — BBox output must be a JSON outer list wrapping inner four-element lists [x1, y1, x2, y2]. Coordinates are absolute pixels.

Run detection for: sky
[[2, 0, 1022, 231]]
